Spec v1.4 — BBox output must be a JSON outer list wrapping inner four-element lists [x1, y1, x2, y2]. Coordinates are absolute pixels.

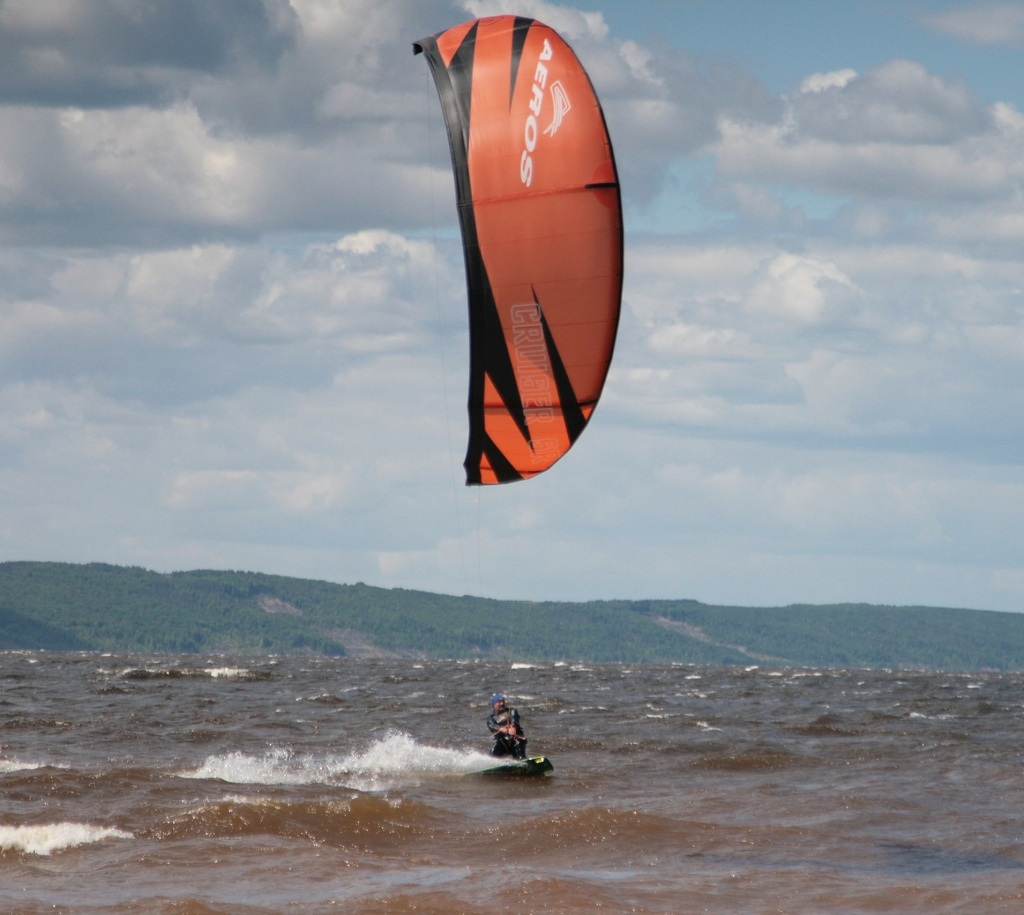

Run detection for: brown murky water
[[2, 654, 1023, 913]]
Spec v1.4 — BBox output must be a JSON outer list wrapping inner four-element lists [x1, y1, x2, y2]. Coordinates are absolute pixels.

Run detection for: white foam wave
[[0, 823, 132, 856], [334, 732, 491, 790], [117, 665, 263, 680], [180, 733, 493, 791], [181, 748, 309, 785], [0, 758, 44, 773]]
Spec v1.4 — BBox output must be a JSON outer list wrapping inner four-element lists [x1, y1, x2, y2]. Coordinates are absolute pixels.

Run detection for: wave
[[152, 793, 443, 848], [150, 795, 693, 858], [116, 665, 271, 681], [0, 758, 45, 773], [179, 732, 495, 791], [0, 823, 132, 856], [691, 748, 805, 771]]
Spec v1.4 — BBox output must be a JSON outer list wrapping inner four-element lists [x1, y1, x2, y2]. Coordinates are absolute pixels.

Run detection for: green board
[[469, 756, 554, 777]]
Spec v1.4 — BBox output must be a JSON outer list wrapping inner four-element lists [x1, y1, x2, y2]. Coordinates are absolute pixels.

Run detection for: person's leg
[[490, 736, 512, 757]]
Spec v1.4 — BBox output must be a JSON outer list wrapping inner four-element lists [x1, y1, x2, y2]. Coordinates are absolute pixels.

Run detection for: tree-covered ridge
[[1, 561, 1022, 671]]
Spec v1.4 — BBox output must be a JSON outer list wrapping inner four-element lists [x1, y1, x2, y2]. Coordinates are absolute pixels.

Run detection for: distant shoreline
[[2, 561, 1022, 672]]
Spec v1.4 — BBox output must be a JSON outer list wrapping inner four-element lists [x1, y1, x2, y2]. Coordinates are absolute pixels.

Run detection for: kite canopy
[[415, 16, 623, 485]]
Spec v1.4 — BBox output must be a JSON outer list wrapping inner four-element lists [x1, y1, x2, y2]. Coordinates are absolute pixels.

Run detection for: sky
[[2, 0, 1023, 613]]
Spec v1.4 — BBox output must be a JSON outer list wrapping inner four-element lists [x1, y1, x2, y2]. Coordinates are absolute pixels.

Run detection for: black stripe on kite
[[508, 17, 534, 110], [535, 291, 587, 445]]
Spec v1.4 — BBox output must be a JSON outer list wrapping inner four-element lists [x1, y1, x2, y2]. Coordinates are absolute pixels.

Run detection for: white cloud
[[616, 232, 1024, 471], [700, 56, 1024, 252], [458, 0, 609, 41], [921, 1, 1024, 46], [0, 98, 441, 245], [799, 68, 858, 94], [716, 110, 1024, 209], [790, 60, 986, 144], [745, 253, 859, 324], [164, 468, 356, 513]]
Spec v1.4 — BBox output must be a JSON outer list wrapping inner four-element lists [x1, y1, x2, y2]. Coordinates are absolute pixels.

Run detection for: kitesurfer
[[487, 693, 527, 759]]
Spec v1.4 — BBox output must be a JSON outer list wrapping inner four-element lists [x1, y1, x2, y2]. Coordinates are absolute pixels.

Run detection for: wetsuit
[[487, 705, 527, 758]]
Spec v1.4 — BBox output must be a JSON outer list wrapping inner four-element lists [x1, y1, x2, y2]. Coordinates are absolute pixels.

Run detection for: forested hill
[[1, 561, 1022, 671]]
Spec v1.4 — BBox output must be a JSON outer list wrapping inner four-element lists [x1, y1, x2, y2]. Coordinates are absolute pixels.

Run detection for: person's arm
[[510, 709, 524, 737]]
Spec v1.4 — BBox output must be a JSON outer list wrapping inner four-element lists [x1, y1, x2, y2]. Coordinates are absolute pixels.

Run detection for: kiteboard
[[468, 756, 554, 777]]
